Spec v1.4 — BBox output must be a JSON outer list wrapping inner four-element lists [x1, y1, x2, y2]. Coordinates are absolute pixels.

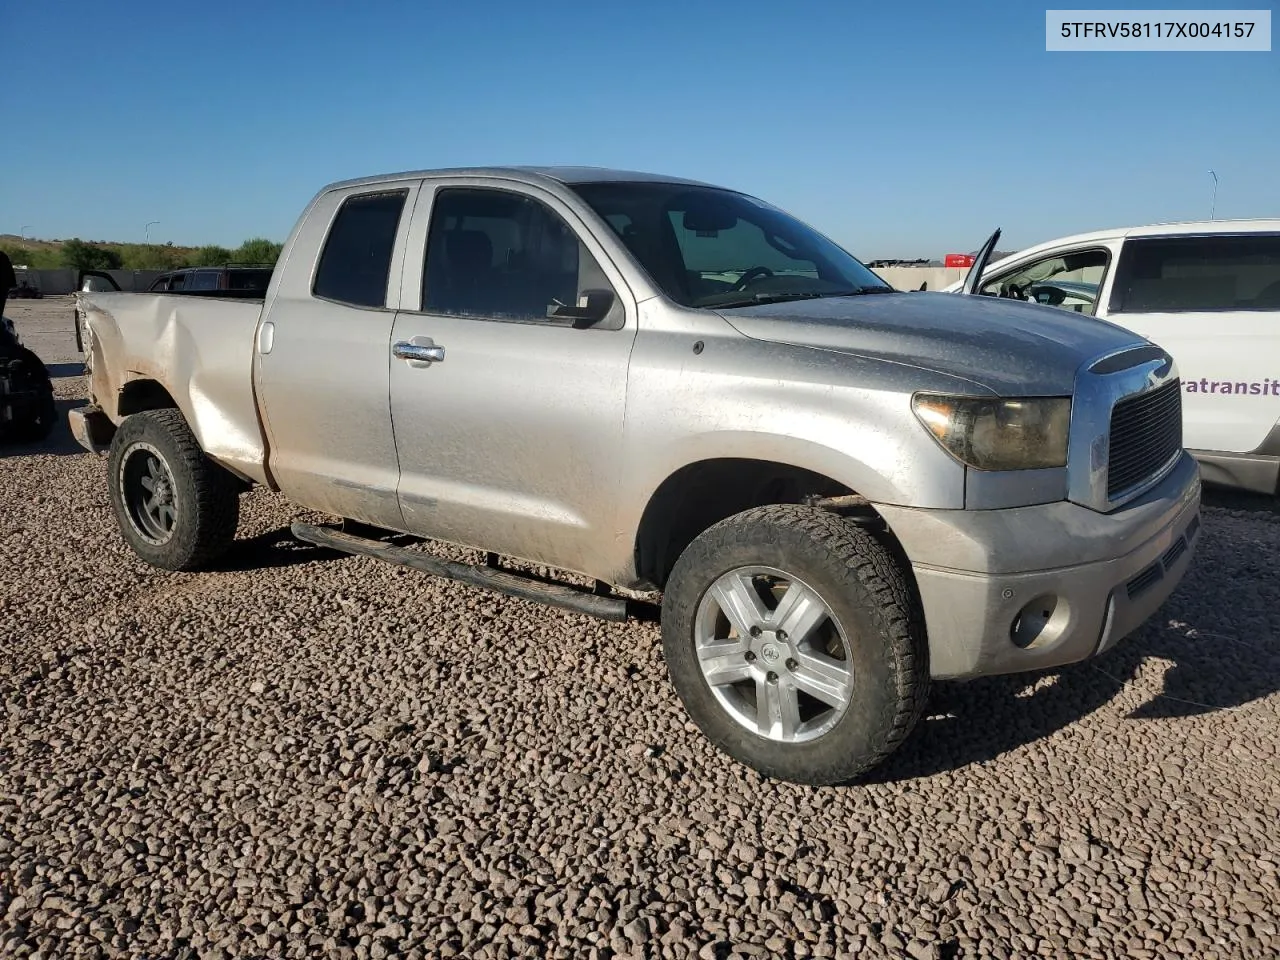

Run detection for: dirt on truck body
[[71, 165, 1202, 784]]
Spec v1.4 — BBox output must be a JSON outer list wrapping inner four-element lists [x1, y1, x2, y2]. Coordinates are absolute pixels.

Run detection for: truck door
[[253, 181, 421, 528], [1097, 233, 1280, 456], [387, 180, 637, 576]]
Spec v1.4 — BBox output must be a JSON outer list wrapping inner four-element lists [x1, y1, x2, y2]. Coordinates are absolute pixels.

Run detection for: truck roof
[[320, 165, 724, 193]]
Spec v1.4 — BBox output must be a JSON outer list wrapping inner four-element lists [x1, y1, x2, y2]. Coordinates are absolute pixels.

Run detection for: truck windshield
[[569, 181, 892, 308]]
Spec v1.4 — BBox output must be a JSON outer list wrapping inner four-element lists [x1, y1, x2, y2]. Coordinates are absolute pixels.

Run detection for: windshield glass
[[569, 181, 891, 308]]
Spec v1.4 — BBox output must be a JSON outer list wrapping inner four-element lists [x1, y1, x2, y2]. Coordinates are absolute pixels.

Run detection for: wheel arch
[[633, 456, 884, 589], [116, 377, 180, 417]]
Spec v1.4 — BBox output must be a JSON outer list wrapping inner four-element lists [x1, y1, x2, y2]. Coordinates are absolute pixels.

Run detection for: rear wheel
[[107, 409, 240, 570], [661, 504, 929, 785]]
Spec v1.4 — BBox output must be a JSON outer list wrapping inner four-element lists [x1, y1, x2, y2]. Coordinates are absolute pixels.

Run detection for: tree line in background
[[0, 238, 285, 273]]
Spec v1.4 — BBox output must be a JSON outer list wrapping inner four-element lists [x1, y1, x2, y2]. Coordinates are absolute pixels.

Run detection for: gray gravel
[[3, 298, 1279, 959]]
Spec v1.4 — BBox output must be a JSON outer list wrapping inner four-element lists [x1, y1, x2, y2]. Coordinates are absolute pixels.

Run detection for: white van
[[944, 221, 1280, 494]]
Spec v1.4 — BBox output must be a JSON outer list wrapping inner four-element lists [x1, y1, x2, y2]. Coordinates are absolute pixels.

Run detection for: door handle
[[393, 340, 445, 364]]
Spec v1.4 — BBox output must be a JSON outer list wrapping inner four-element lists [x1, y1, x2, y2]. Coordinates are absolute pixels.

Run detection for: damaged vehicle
[[72, 167, 1202, 784]]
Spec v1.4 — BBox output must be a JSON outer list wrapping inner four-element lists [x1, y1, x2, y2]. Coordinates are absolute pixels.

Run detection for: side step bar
[[291, 522, 642, 622]]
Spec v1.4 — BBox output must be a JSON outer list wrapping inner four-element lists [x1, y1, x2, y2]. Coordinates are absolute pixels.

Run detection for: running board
[[290, 522, 636, 622]]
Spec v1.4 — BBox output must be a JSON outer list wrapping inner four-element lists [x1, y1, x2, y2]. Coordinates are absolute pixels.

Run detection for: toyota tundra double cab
[[70, 166, 1202, 784]]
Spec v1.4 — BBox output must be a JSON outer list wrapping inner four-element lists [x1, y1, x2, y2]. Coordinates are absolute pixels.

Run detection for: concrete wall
[[870, 265, 972, 292], [13, 268, 164, 295]]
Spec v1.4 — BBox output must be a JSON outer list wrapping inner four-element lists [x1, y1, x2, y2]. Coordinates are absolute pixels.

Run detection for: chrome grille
[[1107, 379, 1183, 499]]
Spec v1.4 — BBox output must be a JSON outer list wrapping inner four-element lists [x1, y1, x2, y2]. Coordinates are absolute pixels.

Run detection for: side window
[[421, 188, 618, 326], [313, 190, 409, 308], [169, 273, 186, 291], [188, 270, 219, 291], [980, 248, 1109, 315], [1109, 234, 1280, 313]]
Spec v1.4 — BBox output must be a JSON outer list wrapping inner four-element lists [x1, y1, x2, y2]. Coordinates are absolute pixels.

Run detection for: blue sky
[[2, 0, 1275, 257]]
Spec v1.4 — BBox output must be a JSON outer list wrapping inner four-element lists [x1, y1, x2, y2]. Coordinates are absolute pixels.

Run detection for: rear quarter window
[[312, 190, 409, 308], [1109, 234, 1280, 313]]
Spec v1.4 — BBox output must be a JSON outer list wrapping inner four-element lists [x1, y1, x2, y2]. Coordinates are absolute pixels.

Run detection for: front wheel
[[106, 408, 240, 571], [661, 505, 930, 785]]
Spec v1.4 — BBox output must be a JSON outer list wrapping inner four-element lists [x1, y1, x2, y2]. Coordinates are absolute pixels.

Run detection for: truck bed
[[77, 292, 270, 484]]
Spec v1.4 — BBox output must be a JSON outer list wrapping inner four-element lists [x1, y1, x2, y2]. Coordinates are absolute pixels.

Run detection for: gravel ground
[[2, 298, 1278, 959]]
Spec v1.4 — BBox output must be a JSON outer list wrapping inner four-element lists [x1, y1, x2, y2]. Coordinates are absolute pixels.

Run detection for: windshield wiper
[[708, 287, 894, 309]]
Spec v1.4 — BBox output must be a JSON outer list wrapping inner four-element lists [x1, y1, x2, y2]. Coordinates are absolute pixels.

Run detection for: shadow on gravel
[[45, 362, 86, 379], [1120, 617, 1280, 720], [210, 527, 346, 572], [1201, 485, 1280, 516], [858, 659, 1138, 784], [0, 398, 88, 459], [861, 493, 1280, 783]]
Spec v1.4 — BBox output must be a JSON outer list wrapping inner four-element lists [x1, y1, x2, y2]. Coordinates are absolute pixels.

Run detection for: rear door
[[387, 179, 637, 576], [253, 180, 421, 527], [1097, 233, 1280, 453]]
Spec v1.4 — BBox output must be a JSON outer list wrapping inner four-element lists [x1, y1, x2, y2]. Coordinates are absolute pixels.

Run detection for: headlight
[[912, 394, 1071, 471]]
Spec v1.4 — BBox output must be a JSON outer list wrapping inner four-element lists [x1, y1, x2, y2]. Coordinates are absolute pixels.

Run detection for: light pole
[[20, 225, 32, 249], [145, 220, 160, 243], [1208, 170, 1218, 220]]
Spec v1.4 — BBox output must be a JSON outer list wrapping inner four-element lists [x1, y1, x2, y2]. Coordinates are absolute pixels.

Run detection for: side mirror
[[547, 288, 615, 326], [917, 281, 928, 291]]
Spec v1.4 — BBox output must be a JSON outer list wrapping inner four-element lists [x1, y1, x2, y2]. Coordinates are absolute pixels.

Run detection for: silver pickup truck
[[71, 166, 1202, 785]]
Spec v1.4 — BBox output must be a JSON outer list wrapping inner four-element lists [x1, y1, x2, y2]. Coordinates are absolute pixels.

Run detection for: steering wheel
[[1000, 281, 1028, 301], [732, 266, 775, 291]]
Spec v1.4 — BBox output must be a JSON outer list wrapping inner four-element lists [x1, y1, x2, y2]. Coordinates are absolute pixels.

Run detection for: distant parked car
[[8, 280, 43, 299], [147, 264, 275, 294], [74, 264, 276, 353], [944, 220, 1280, 494]]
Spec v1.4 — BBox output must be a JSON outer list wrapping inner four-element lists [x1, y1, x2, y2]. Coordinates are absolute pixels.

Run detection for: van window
[[313, 190, 409, 308], [980, 248, 1109, 315], [1109, 234, 1280, 313]]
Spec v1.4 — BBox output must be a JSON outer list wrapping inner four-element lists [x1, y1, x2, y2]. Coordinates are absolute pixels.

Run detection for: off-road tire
[[9, 348, 57, 443], [0, 348, 58, 445], [661, 504, 930, 785], [16, 385, 57, 443], [107, 409, 240, 571]]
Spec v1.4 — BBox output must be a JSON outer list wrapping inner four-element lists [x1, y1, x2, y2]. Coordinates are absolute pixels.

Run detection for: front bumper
[[877, 451, 1202, 679]]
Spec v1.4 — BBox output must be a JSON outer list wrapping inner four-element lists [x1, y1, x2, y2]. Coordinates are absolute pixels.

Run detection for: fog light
[[1010, 594, 1068, 649]]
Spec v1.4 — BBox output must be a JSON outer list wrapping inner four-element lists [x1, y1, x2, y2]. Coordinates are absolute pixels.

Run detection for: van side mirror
[[547, 288, 615, 326]]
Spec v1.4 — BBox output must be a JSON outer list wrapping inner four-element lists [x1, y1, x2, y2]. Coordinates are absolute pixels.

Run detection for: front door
[[254, 182, 420, 527], [388, 181, 637, 577]]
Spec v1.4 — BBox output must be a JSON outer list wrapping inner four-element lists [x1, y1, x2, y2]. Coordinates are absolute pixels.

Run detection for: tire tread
[[107, 408, 239, 571], [662, 504, 930, 784]]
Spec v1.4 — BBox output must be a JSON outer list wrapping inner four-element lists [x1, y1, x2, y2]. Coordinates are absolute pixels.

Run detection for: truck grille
[[1107, 379, 1183, 499]]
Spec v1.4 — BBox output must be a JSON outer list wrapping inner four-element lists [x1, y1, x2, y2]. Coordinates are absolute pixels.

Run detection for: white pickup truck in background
[[946, 220, 1280, 494]]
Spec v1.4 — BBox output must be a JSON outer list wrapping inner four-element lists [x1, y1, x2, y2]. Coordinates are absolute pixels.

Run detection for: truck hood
[[715, 291, 1143, 395]]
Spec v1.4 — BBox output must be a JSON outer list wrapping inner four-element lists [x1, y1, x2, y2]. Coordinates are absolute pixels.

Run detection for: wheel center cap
[[760, 643, 781, 664]]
